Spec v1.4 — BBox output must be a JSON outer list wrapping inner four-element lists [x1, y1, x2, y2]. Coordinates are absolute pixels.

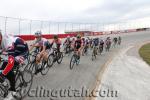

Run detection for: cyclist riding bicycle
[[118, 36, 121, 45], [29, 31, 51, 74], [74, 34, 83, 60], [51, 35, 62, 52], [92, 38, 99, 55], [105, 37, 111, 51], [113, 37, 118, 47], [82, 38, 89, 56], [0, 31, 29, 99], [63, 36, 72, 54], [89, 38, 93, 49], [71, 37, 76, 50], [99, 38, 104, 51]]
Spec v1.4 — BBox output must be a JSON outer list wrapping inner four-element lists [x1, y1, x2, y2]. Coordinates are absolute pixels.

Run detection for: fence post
[[57, 22, 59, 33], [4, 17, 7, 34], [19, 18, 21, 35], [30, 20, 32, 36], [40, 21, 43, 31], [72, 23, 73, 31], [49, 21, 51, 34], [64, 22, 67, 32]]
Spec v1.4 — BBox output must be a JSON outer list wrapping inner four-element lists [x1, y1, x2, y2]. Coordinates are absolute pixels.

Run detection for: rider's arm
[[29, 39, 39, 51], [79, 40, 83, 51], [40, 45, 46, 54], [29, 43, 40, 51], [40, 41, 48, 54], [2, 55, 15, 76]]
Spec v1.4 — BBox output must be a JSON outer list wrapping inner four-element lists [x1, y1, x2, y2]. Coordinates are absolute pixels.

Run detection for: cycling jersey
[[64, 39, 71, 45], [93, 38, 99, 46], [100, 40, 104, 46], [51, 39, 61, 47], [34, 38, 51, 51], [106, 39, 111, 45], [82, 40, 85, 46], [74, 39, 82, 50], [1, 37, 29, 74], [113, 38, 118, 42], [85, 39, 89, 45], [51, 39, 62, 52]]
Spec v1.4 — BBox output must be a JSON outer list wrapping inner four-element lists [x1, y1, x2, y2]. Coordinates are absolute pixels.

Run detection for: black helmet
[[76, 34, 81, 39], [53, 35, 58, 39]]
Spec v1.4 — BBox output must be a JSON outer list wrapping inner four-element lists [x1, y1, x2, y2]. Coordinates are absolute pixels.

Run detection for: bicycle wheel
[[99, 47, 103, 55], [76, 56, 80, 66], [92, 50, 95, 61], [0, 85, 8, 98], [15, 70, 33, 98], [92, 49, 96, 61], [25, 63, 36, 75], [57, 52, 63, 64], [70, 55, 76, 70], [92, 53, 94, 61], [47, 54, 54, 67], [41, 61, 51, 75]]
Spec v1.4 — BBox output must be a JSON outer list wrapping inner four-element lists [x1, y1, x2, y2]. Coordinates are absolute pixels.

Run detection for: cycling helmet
[[53, 35, 58, 40], [77, 34, 81, 39], [35, 31, 42, 37], [67, 35, 70, 39]]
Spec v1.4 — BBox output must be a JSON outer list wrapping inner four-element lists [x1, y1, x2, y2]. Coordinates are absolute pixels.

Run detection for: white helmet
[[35, 31, 42, 37]]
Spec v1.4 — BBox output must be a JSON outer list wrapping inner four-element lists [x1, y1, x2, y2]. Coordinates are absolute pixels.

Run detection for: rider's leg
[[76, 47, 80, 60], [36, 53, 42, 64], [43, 51, 49, 62], [82, 45, 85, 56], [1, 61, 17, 92]]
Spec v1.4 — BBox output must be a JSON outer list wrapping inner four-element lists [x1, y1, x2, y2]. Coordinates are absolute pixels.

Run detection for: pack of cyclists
[[0, 30, 122, 100]]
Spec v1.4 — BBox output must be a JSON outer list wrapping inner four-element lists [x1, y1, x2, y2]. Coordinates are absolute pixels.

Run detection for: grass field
[[139, 43, 150, 65]]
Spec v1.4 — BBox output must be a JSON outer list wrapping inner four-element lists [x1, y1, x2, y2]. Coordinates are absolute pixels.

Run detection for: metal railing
[[0, 16, 150, 35]]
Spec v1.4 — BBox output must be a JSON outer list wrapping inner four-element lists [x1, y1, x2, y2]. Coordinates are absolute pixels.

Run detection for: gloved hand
[[2, 51, 7, 55], [15, 56, 25, 64]]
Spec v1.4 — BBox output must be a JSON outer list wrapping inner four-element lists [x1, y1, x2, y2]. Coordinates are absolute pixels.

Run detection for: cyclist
[[74, 34, 83, 60], [105, 37, 111, 52], [118, 36, 121, 45], [0, 32, 29, 99], [71, 37, 76, 50], [63, 36, 72, 54], [92, 37, 99, 55], [99, 38, 104, 53], [51, 35, 62, 52], [29, 31, 51, 74], [82, 38, 89, 56], [89, 38, 93, 49], [113, 37, 118, 47]]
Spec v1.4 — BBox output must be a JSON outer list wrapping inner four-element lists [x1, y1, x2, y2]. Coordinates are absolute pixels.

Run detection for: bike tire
[[47, 54, 54, 67], [70, 55, 75, 70], [0, 85, 8, 98], [15, 70, 33, 99], [25, 63, 36, 76], [41, 61, 51, 75], [57, 52, 63, 64]]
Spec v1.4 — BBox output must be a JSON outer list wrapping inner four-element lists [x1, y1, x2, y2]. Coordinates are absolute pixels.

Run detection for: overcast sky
[[0, 0, 150, 34], [0, 0, 150, 23]]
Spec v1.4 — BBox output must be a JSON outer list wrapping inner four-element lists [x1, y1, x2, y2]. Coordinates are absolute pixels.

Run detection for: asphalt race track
[[17, 31, 150, 100]]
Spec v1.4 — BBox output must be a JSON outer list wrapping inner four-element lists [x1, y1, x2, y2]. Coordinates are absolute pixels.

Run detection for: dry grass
[[139, 43, 150, 65]]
